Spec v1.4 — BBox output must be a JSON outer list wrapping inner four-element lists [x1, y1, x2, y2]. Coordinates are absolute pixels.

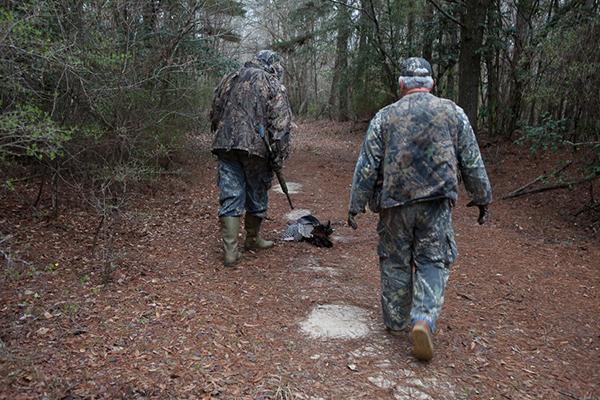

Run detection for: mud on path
[[0, 121, 598, 399]]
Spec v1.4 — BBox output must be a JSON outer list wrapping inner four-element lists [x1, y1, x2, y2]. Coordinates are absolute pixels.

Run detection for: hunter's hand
[[269, 154, 283, 173], [348, 212, 358, 230], [467, 201, 489, 225]]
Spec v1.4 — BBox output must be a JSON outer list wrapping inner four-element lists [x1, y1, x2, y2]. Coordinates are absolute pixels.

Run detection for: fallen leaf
[[36, 327, 50, 335]]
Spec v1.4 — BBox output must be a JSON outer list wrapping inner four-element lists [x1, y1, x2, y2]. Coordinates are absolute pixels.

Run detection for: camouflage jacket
[[210, 60, 293, 163], [349, 92, 492, 214]]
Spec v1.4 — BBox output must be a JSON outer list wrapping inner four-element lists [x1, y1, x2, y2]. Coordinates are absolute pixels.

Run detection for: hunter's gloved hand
[[348, 211, 358, 230], [467, 201, 489, 225], [269, 154, 283, 173]]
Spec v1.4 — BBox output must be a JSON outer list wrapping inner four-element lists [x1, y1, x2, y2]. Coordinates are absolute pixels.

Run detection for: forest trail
[[0, 121, 598, 399]]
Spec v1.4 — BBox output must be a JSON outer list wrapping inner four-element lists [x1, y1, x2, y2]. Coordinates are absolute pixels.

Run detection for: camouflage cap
[[252, 50, 280, 74], [400, 57, 432, 77]]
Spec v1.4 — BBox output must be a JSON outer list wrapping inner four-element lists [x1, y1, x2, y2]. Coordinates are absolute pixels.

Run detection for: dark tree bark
[[422, 2, 435, 63], [483, 0, 501, 136], [329, 0, 350, 122], [445, 27, 458, 102], [504, 0, 534, 139], [458, 0, 489, 134]]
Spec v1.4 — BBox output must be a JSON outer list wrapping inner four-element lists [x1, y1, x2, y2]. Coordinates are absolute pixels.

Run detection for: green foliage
[[517, 112, 599, 196], [0, 104, 72, 162], [350, 76, 391, 118], [525, 3, 600, 140], [516, 112, 568, 153], [0, 0, 232, 215], [584, 147, 600, 180]]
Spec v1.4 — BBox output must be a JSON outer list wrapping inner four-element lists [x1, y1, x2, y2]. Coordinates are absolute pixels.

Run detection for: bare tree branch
[[426, 0, 465, 28], [500, 174, 599, 200]]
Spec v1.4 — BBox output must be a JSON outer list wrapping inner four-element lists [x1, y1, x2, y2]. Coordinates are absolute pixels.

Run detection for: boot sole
[[386, 326, 408, 336], [243, 242, 274, 251], [412, 324, 434, 361]]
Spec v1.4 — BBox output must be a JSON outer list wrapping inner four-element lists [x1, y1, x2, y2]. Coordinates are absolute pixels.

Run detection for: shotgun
[[259, 125, 294, 210]]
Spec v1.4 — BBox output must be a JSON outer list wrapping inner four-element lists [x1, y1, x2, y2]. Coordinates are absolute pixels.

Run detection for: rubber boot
[[220, 216, 242, 268], [412, 321, 434, 361], [243, 214, 274, 250]]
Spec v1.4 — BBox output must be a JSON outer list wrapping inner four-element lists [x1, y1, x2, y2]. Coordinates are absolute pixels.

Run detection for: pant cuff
[[411, 318, 434, 332]]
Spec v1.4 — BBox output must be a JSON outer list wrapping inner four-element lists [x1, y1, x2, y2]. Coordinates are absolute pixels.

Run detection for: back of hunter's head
[[400, 57, 432, 77], [251, 50, 282, 78]]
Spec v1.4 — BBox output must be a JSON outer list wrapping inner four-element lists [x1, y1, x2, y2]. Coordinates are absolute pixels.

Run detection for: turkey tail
[[310, 221, 333, 248]]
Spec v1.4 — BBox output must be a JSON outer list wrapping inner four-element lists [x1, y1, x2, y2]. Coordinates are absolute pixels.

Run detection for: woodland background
[[1, 0, 599, 271]]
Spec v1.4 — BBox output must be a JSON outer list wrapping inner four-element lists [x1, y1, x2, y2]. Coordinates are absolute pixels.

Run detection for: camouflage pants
[[216, 150, 274, 218], [377, 199, 457, 332]]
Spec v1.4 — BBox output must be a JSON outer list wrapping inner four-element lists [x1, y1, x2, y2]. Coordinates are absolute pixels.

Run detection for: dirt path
[[0, 121, 598, 399]]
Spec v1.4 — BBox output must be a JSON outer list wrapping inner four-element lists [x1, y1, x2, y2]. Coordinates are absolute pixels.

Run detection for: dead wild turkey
[[282, 215, 333, 248]]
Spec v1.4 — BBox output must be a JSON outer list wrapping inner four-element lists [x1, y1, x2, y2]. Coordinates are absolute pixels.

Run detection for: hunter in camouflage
[[210, 50, 293, 268], [348, 57, 492, 361]]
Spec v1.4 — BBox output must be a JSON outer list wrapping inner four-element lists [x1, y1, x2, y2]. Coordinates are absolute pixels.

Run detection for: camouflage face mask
[[253, 50, 280, 75]]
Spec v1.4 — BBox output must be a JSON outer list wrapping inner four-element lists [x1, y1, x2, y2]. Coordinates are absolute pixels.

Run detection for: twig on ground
[[457, 293, 476, 301], [557, 390, 583, 400], [501, 174, 545, 199], [500, 177, 597, 199]]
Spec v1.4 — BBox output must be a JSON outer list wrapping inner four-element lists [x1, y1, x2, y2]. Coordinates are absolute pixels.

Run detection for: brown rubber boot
[[243, 214, 274, 250], [220, 216, 242, 268], [412, 321, 434, 361]]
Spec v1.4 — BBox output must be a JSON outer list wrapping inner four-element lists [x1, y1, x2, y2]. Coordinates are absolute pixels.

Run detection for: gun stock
[[259, 125, 294, 210]]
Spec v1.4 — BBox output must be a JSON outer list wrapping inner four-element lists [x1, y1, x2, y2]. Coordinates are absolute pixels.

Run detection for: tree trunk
[[484, 0, 501, 136], [422, 2, 435, 63], [458, 0, 489, 134], [329, 0, 350, 122], [504, 0, 533, 139]]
